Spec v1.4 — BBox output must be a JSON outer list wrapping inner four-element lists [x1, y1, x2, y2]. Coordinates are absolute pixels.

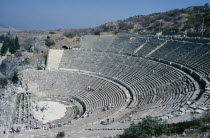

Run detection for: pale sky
[[0, 0, 209, 30]]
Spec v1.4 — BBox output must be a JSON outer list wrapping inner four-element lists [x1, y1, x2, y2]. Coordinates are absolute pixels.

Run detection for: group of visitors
[[2, 127, 21, 134], [87, 86, 95, 92], [106, 118, 115, 123], [83, 111, 92, 117], [102, 104, 114, 111]]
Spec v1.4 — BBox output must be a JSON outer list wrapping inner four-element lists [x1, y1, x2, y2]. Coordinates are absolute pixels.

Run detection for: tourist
[[107, 104, 111, 110], [107, 118, 109, 123], [129, 114, 132, 121], [112, 118, 114, 122]]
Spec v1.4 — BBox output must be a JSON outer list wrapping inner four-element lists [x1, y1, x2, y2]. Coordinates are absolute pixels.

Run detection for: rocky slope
[[98, 4, 210, 34]]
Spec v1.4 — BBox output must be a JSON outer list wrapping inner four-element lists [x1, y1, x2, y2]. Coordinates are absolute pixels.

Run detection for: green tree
[[1, 42, 8, 55], [15, 36, 20, 50], [0, 78, 7, 88], [8, 38, 16, 54], [1, 35, 20, 55], [0, 35, 5, 43], [8, 36, 20, 54], [204, 3, 209, 8], [12, 72, 19, 84]]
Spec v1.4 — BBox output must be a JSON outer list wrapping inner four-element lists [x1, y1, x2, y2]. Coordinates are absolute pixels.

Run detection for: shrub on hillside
[[64, 32, 77, 38], [94, 31, 100, 35], [22, 58, 30, 65], [14, 52, 22, 57], [45, 39, 55, 47], [118, 22, 133, 31], [170, 111, 210, 134], [56, 131, 65, 138], [124, 116, 170, 138], [49, 32, 55, 34]]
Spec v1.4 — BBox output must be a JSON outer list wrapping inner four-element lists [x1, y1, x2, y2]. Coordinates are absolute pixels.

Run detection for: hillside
[[0, 25, 23, 32], [1, 4, 210, 38], [97, 4, 210, 35]]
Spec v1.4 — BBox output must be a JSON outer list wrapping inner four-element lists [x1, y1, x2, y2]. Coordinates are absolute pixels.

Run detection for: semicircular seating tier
[[15, 34, 210, 136], [21, 70, 130, 119], [58, 49, 200, 119], [79, 34, 210, 76], [17, 34, 210, 132]]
